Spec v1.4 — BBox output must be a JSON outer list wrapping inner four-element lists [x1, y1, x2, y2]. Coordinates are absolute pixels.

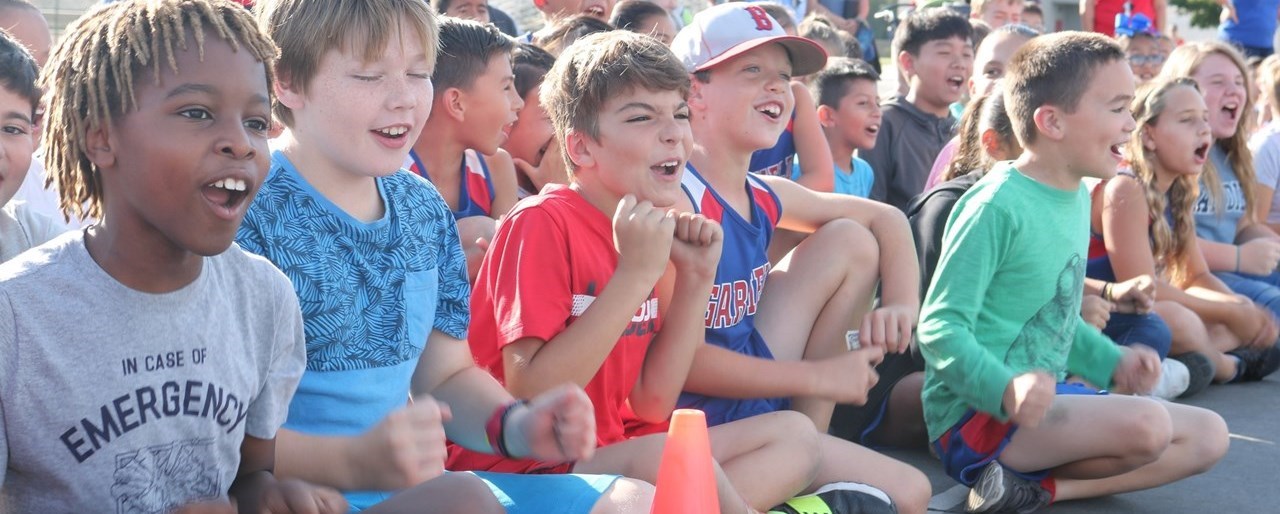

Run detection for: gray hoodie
[[860, 96, 957, 211]]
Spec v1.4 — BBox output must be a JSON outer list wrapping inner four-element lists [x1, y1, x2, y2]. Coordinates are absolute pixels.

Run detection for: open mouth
[[866, 124, 880, 138], [756, 102, 783, 120], [584, 5, 605, 17], [1193, 141, 1210, 162], [651, 159, 681, 177], [1109, 142, 1126, 160], [946, 75, 965, 90], [1223, 104, 1239, 123], [202, 177, 251, 214], [372, 124, 411, 141]]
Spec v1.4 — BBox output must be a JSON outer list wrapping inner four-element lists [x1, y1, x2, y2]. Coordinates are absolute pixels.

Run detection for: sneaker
[[769, 482, 897, 514], [1171, 352, 1214, 398], [1148, 358, 1190, 400], [966, 461, 1051, 514], [1228, 345, 1280, 382]]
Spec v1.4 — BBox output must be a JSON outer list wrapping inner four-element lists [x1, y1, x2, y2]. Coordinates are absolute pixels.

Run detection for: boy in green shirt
[[918, 31, 1229, 513]]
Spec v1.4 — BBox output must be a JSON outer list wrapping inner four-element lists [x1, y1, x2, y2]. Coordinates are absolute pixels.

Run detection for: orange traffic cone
[[650, 409, 720, 514]]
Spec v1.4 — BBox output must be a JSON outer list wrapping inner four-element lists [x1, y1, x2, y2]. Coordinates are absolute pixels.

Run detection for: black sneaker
[[1171, 352, 1215, 398], [1228, 345, 1280, 382], [769, 482, 897, 514], [966, 461, 1051, 514]]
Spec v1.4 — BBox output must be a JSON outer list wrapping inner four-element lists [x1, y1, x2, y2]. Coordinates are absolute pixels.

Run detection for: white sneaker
[[1149, 359, 1190, 400]]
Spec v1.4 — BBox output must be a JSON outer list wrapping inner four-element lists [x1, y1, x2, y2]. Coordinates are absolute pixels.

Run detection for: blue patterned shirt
[[237, 152, 469, 509]]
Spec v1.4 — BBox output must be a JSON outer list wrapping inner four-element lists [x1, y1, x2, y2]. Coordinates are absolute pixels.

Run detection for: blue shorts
[[677, 329, 790, 427], [1215, 271, 1280, 319], [346, 471, 620, 513], [476, 471, 620, 514], [931, 383, 1105, 487], [1103, 312, 1172, 359]]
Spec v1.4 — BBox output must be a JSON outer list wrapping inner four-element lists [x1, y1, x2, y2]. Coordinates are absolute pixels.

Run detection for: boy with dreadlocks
[[0, 0, 346, 512]]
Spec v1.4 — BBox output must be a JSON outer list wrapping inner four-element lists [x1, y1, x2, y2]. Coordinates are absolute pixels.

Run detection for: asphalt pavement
[[880, 376, 1280, 513]]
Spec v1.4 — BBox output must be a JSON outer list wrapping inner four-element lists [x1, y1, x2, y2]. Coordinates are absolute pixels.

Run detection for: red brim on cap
[[694, 35, 829, 77]]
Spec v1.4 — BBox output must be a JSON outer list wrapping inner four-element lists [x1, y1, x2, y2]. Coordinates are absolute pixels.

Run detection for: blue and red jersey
[[677, 164, 788, 426], [407, 148, 496, 219]]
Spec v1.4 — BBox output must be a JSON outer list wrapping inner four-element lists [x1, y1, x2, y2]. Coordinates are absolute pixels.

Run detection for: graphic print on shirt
[[240, 160, 470, 372], [571, 281, 660, 337], [110, 439, 220, 514], [705, 263, 770, 329], [1193, 180, 1246, 216], [1005, 254, 1084, 371]]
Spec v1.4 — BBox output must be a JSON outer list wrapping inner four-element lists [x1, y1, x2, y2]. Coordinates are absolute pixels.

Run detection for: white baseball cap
[[671, 3, 828, 76]]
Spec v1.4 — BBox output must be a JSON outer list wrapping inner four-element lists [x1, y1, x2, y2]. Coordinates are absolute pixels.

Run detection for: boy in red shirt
[[449, 30, 897, 514]]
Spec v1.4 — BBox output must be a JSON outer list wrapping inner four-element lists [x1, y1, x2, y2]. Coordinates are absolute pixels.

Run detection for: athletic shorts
[[346, 471, 620, 513], [830, 349, 925, 446], [931, 382, 1105, 487]]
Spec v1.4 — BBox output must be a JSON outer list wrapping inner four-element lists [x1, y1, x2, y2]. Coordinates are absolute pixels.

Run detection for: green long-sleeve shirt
[[918, 164, 1123, 442]]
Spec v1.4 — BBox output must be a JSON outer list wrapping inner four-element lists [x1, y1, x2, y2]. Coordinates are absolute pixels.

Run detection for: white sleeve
[[1251, 132, 1280, 190]]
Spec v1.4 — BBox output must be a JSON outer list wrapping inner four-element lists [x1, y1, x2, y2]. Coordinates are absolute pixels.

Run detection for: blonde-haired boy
[[240, 1, 645, 512]]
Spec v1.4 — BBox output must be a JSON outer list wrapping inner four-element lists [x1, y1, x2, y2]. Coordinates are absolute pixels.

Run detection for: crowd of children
[[4, 0, 1280, 512]]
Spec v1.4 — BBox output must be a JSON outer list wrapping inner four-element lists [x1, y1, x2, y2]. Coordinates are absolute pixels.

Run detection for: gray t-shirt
[[0, 232, 306, 512], [1194, 145, 1247, 243], [1249, 121, 1280, 224]]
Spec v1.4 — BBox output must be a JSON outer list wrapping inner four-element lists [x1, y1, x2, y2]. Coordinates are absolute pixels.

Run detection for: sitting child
[[918, 32, 1227, 513], [0, 30, 61, 262], [803, 56, 880, 198], [3, 1, 343, 510]]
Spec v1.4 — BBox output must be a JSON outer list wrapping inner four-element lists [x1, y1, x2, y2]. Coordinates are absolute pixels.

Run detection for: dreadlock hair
[[1127, 77, 1203, 286], [40, 0, 277, 223]]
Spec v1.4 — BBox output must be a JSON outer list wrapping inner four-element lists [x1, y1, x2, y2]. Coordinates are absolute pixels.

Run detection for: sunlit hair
[[1159, 40, 1256, 220], [256, 0, 439, 127], [41, 0, 278, 222], [1126, 77, 1202, 286], [541, 30, 689, 174]]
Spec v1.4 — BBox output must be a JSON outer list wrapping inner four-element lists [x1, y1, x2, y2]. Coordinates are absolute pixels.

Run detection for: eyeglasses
[[1128, 54, 1166, 66]]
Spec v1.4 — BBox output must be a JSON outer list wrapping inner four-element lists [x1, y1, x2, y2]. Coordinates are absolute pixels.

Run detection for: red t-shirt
[[446, 185, 662, 474], [1093, 0, 1157, 37]]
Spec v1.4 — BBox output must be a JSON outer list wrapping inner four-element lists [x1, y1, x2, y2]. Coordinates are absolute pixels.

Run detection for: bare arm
[[273, 328, 510, 492], [229, 436, 279, 511], [1100, 177, 1246, 324], [502, 271, 655, 398], [231, 436, 345, 513], [762, 175, 921, 312], [684, 343, 824, 398], [417, 330, 521, 450], [1256, 184, 1276, 230], [487, 149, 521, 219], [1080, 0, 1096, 32], [1154, 0, 1169, 34], [630, 215, 721, 422], [503, 197, 672, 399]]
